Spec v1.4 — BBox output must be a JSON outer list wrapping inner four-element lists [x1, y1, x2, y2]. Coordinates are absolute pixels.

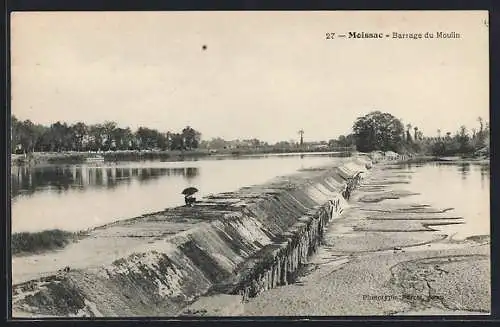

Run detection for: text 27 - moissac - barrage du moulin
[[348, 31, 461, 39], [326, 31, 461, 40]]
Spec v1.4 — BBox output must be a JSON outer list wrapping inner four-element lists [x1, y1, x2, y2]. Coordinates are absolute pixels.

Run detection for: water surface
[[11, 153, 343, 233], [396, 161, 490, 239]]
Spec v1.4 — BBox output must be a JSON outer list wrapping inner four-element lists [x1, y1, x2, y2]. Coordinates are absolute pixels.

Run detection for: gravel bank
[[244, 164, 490, 316]]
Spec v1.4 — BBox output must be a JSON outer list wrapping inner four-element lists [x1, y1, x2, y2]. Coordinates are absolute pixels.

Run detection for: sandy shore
[[243, 164, 490, 316]]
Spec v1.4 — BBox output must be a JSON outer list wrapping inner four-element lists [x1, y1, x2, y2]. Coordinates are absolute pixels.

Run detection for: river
[[395, 161, 490, 239], [11, 153, 345, 233], [10, 156, 490, 238]]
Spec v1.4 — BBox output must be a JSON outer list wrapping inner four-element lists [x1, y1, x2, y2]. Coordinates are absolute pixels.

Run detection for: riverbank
[[11, 156, 369, 317], [11, 149, 352, 166], [242, 162, 490, 316], [12, 230, 89, 256], [399, 155, 489, 165]]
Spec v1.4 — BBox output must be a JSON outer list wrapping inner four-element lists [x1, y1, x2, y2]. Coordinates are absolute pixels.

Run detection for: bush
[[11, 229, 80, 255]]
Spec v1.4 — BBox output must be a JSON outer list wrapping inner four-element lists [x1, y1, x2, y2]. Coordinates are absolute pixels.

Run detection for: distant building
[[311, 144, 330, 151]]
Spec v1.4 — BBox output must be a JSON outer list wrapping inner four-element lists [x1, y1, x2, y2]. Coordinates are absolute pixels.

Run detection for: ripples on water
[[394, 161, 490, 239], [11, 166, 201, 198]]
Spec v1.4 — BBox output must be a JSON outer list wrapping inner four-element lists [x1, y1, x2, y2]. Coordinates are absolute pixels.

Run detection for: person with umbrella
[[182, 187, 198, 207]]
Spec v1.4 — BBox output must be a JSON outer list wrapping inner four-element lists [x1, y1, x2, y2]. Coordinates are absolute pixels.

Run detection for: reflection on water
[[397, 162, 490, 240], [11, 155, 341, 233], [11, 166, 199, 198]]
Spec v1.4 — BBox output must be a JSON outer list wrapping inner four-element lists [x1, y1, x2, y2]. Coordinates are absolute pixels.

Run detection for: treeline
[[328, 134, 356, 148], [423, 123, 490, 157], [11, 116, 201, 154], [351, 111, 489, 157], [199, 136, 355, 151]]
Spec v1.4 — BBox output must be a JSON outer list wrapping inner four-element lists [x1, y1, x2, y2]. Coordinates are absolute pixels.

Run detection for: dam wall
[[12, 155, 372, 317]]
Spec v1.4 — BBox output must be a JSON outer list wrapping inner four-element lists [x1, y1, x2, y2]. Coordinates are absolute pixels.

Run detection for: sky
[[11, 11, 489, 143]]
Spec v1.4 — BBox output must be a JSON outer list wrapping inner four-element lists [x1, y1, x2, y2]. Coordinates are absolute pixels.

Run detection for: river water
[[10, 156, 490, 239], [395, 161, 490, 239], [11, 153, 344, 233]]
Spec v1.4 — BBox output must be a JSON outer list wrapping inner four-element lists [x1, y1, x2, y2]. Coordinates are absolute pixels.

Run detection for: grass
[[11, 229, 88, 256]]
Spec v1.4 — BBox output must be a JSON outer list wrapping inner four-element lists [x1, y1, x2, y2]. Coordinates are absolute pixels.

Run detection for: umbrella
[[182, 187, 199, 196]]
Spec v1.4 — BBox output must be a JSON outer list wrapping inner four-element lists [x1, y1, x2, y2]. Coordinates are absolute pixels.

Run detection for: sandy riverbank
[[243, 163, 490, 316]]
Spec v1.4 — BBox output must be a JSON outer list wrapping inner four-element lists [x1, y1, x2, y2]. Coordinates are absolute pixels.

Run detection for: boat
[[436, 156, 461, 162], [85, 154, 105, 162]]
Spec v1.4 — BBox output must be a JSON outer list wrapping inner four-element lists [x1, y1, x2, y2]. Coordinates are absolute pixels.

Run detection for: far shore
[[11, 148, 352, 166], [10, 149, 490, 167], [396, 155, 489, 165]]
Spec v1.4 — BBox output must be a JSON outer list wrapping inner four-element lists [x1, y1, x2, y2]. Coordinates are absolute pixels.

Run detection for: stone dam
[[11, 155, 372, 317]]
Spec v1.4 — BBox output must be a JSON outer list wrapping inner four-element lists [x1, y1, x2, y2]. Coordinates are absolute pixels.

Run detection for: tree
[[136, 127, 161, 150], [406, 124, 412, 142], [103, 121, 117, 150], [181, 126, 201, 150], [457, 125, 472, 153], [154, 133, 166, 150], [205, 137, 227, 149], [477, 116, 484, 133], [10, 117, 206, 153], [72, 122, 88, 151], [18, 119, 37, 153], [352, 111, 405, 152], [49, 121, 69, 152], [414, 126, 419, 141], [88, 124, 105, 151], [170, 133, 184, 150], [298, 130, 304, 147], [111, 127, 133, 150]]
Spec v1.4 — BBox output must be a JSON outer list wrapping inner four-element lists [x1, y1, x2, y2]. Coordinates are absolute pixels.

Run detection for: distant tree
[[11, 116, 21, 152], [10, 117, 207, 154], [136, 127, 162, 150], [330, 134, 355, 148], [181, 126, 201, 150], [89, 124, 105, 151], [18, 119, 37, 153], [103, 121, 117, 150], [250, 138, 262, 148], [206, 137, 228, 149], [352, 111, 405, 152], [111, 127, 133, 150], [298, 130, 304, 147], [72, 122, 88, 151], [478, 116, 484, 133], [170, 133, 184, 150], [457, 125, 472, 153], [406, 124, 412, 142], [49, 121, 70, 152]]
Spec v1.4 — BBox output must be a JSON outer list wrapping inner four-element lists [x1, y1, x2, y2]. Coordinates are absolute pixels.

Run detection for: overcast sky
[[11, 11, 488, 143]]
